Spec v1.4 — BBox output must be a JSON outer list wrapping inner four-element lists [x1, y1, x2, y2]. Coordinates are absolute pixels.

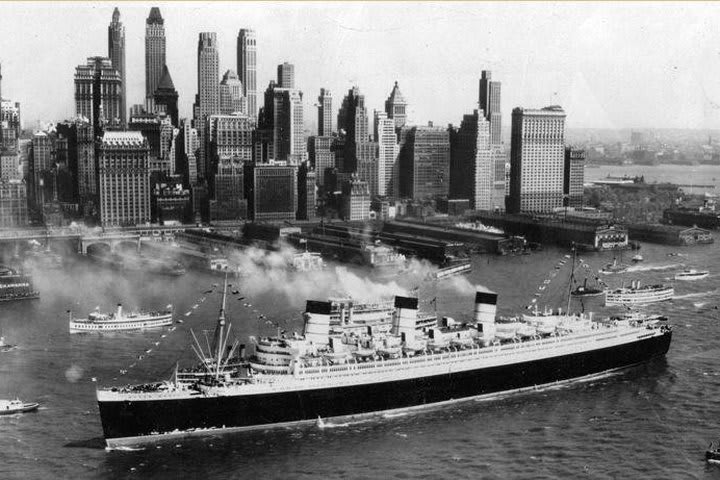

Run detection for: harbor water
[[1, 239, 720, 479]]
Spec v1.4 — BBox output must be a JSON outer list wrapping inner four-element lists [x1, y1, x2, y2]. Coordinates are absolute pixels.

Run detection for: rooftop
[[101, 131, 146, 147]]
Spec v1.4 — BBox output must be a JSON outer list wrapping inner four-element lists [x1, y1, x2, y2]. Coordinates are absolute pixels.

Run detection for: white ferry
[[605, 280, 674, 306], [674, 269, 709, 281], [69, 304, 173, 332]]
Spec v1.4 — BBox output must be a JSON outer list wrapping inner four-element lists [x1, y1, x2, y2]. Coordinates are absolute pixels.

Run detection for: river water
[[1, 235, 720, 479]]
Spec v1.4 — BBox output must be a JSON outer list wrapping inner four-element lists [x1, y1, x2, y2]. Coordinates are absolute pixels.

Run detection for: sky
[[2, 1, 720, 132]]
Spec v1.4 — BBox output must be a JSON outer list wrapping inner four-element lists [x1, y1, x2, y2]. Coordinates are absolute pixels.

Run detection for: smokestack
[[303, 300, 332, 345], [474, 291, 497, 344], [116, 303, 123, 318], [392, 296, 418, 346]]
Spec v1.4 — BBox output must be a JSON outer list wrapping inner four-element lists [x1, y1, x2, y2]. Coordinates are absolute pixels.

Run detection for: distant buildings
[[374, 111, 399, 199], [277, 62, 295, 89], [263, 82, 305, 164], [508, 106, 566, 214], [0, 179, 28, 227], [398, 125, 450, 200], [210, 156, 246, 222], [107, 8, 126, 126], [342, 175, 370, 221], [297, 161, 317, 220], [337, 86, 370, 173], [564, 147, 585, 208], [236, 29, 257, 120], [0, 98, 21, 151], [479, 71, 501, 146], [97, 131, 151, 227], [145, 7, 166, 101], [74, 57, 122, 136], [308, 136, 334, 187]]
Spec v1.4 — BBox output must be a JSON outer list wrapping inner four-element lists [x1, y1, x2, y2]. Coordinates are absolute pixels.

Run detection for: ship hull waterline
[[99, 331, 671, 447]]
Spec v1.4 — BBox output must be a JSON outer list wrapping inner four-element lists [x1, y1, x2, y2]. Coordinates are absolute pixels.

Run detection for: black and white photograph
[[0, 1, 718, 478]]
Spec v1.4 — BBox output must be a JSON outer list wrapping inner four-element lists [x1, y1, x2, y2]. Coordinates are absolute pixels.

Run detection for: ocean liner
[[96, 278, 672, 448]]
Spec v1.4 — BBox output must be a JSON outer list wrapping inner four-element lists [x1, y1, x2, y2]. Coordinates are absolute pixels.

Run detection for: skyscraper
[[449, 109, 493, 210], [74, 57, 122, 136], [271, 88, 305, 164], [564, 147, 585, 207], [398, 126, 450, 200], [145, 7, 166, 100], [196, 32, 220, 181], [374, 111, 399, 198], [244, 162, 298, 221], [277, 62, 295, 89], [107, 7, 126, 126], [219, 70, 246, 115], [479, 70, 502, 145], [508, 106, 566, 214], [337, 86, 369, 173], [317, 88, 333, 136], [237, 29, 257, 120], [153, 65, 179, 126], [98, 131, 151, 227], [385, 81, 407, 133]]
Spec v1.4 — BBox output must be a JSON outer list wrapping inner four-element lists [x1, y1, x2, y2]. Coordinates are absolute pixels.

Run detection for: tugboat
[[707, 441, 720, 462], [674, 269, 709, 281], [631, 254, 644, 263], [0, 399, 39, 415], [571, 278, 605, 298], [0, 336, 17, 353], [600, 256, 630, 274]]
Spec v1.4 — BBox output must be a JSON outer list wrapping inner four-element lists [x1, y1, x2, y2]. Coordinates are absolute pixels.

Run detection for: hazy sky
[[2, 1, 720, 131]]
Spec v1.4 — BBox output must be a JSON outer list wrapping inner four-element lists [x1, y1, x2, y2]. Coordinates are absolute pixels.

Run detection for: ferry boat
[[674, 269, 709, 281], [69, 305, 173, 332], [0, 266, 39, 303], [605, 280, 674, 306], [96, 282, 672, 448], [0, 399, 39, 415]]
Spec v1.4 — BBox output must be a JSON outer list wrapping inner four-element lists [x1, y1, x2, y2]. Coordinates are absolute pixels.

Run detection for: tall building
[[317, 88, 333, 136], [237, 29, 257, 120], [0, 63, 2, 146], [277, 62, 295, 89], [244, 162, 298, 221], [0, 179, 28, 228], [384, 81, 407, 133], [564, 147, 585, 207], [374, 111, 399, 198], [398, 126, 450, 200], [28, 132, 54, 207], [337, 86, 369, 173], [179, 119, 199, 185], [196, 32, 220, 181], [308, 136, 335, 187], [207, 113, 254, 198], [1, 99, 21, 151], [153, 65, 179, 127], [449, 110, 493, 210], [74, 57, 122, 136], [210, 156, 246, 222], [508, 106, 566, 214], [107, 7, 126, 126], [145, 7, 166, 100], [219, 70, 246, 115], [97, 131, 151, 227], [0, 149, 21, 181], [297, 161, 317, 221], [269, 87, 305, 164], [479, 70, 502, 145], [57, 118, 95, 201], [342, 176, 370, 221]]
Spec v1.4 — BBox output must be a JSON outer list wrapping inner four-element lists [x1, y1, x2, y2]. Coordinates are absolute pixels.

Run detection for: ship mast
[[566, 244, 576, 314], [215, 272, 228, 379]]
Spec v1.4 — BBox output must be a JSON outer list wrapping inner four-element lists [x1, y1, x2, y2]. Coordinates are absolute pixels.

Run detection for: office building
[[564, 147, 585, 208], [385, 81, 407, 134], [398, 125, 450, 200], [97, 131, 151, 227], [0, 179, 28, 228], [374, 110, 399, 198], [297, 161, 316, 221], [277, 62, 295, 89], [479, 70, 502, 145], [508, 106, 566, 214], [153, 65, 179, 127], [266, 87, 305, 164], [219, 70, 246, 115], [210, 156, 246, 222], [342, 175, 370, 221], [308, 136, 335, 187], [318, 88, 333, 136], [74, 57, 122, 136], [0, 99, 20, 151], [449, 109, 493, 210], [0, 149, 21, 181], [196, 32, 220, 180], [245, 162, 297, 221], [145, 7, 166, 100], [337, 86, 369, 173], [56, 118, 95, 200], [236, 29, 257, 120], [107, 7, 126, 126]]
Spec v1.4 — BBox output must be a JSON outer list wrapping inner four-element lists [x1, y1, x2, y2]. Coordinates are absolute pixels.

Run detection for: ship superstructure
[[70, 304, 173, 332]]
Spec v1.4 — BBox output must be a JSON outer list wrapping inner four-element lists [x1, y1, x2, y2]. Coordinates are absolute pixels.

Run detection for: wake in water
[[673, 289, 720, 301], [105, 445, 146, 452], [627, 263, 684, 273], [316, 416, 350, 429]]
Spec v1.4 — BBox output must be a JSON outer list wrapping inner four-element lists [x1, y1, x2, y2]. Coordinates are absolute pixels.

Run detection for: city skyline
[[3, 2, 720, 131]]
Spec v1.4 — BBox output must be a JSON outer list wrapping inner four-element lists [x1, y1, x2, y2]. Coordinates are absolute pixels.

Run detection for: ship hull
[[99, 330, 671, 447]]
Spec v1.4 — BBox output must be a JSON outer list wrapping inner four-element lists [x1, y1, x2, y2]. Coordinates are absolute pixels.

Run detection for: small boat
[[674, 269, 709, 281], [571, 279, 605, 298], [0, 398, 39, 415], [707, 441, 720, 462], [631, 254, 644, 263], [600, 257, 629, 274], [0, 336, 17, 353]]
